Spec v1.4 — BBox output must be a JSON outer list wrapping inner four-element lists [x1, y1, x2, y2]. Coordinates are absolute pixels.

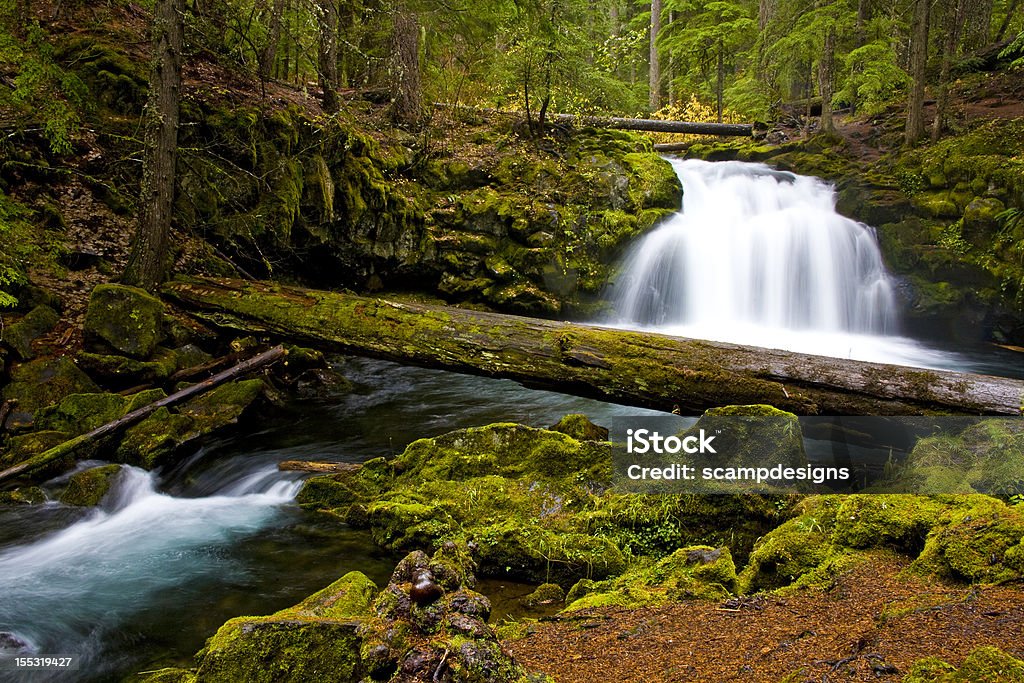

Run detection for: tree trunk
[[546, 112, 752, 135], [163, 277, 1024, 417], [258, 0, 283, 84], [758, 0, 776, 30], [962, 0, 993, 52], [317, 0, 340, 113], [649, 0, 661, 111], [931, 0, 965, 141], [389, 3, 422, 127], [905, 0, 931, 146], [716, 39, 724, 123], [995, 0, 1022, 41], [123, 0, 184, 291], [856, 0, 869, 47], [819, 24, 836, 134]]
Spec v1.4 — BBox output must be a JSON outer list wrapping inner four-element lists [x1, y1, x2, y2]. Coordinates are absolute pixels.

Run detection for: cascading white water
[[0, 463, 302, 681], [607, 158, 953, 367]]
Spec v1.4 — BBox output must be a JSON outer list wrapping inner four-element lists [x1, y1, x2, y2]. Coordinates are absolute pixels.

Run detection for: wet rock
[[83, 284, 166, 359], [0, 430, 68, 469], [0, 631, 33, 653], [75, 350, 177, 385], [0, 487, 47, 505], [60, 464, 122, 506], [409, 568, 443, 606], [1, 305, 59, 360]]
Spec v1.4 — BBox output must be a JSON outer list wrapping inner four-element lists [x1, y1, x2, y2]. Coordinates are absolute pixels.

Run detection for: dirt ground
[[505, 554, 1024, 682]]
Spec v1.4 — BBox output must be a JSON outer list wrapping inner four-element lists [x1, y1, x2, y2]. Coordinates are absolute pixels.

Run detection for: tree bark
[[931, 0, 965, 141], [819, 24, 836, 133], [163, 277, 1024, 417], [123, 0, 185, 291], [389, 3, 422, 127], [258, 0, 283, 84], [649, 0, 661, 111], [716, 39, 724, 123], [905, 0, 931, 146], [317, 0, 340, 113]]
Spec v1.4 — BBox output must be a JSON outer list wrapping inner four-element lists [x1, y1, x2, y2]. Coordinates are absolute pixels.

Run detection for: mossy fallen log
[[162, 277, 1024, 417], [0, 345, 286, 486]]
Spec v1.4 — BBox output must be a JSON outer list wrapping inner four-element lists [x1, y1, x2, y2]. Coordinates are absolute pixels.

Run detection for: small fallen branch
[[0, 345, 287, 487], [278, 460, 361, 474]]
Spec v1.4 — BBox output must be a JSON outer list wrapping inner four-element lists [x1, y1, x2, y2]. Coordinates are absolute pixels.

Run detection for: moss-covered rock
[[179, 379, 266, 432], [35, 389, 165, 435], [911, 495, 1024, 583], [1, 304, 59, 360], [521, 583, 565, 608], [0, 486, 47, 505], [83, 284, 166, 359], [59, 464, 122, 506], [1, 356, 99, 430], [548, 414, 609, 442], [75, 351, 178, 385], [894, 419, 1024, 496], [563, 545, 737, 611], [116, 407, 196, 469]]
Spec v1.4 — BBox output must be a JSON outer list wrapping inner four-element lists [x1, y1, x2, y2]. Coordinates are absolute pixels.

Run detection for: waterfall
[[606, 158, 951, 367]]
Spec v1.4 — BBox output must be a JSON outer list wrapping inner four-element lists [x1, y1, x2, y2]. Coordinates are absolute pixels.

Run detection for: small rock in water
[[0, 631, 34, 654]]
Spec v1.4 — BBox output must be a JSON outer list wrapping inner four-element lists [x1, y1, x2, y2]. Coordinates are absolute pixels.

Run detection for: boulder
[[83, 284, 166, 358]]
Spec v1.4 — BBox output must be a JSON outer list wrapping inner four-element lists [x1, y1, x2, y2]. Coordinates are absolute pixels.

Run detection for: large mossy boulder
[[1, 356, 99, 430], [35, 389, 165, 435], [298, 415, 786, 586], [83, 284, 166, 359]]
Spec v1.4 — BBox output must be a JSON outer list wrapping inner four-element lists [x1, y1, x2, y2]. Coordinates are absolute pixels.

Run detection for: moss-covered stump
[[83, 284, 167, 359], [563, 545, 737, 611], [1, 356, 99, 431], [59, 464, 122, 506], [1, 304, 59, 360], [140, 549, 547, 683], [904, 646, 1024, 682]]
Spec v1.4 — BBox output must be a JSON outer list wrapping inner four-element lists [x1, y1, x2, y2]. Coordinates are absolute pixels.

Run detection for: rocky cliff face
[[175, 100, 680, 317]]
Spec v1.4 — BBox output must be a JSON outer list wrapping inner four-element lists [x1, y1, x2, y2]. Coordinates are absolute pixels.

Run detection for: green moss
[[76, 351, 177, 385], [563, 545, 736, 611], [897, 420, 1024, 496], [1, 430, 69, 468], [911, 495, 1024, 583], [179, 379, 266, 432], [521, 583, 565, 607], [548, 414, 609, 442], [904, 646, 1024, 682], [2, 304, 59, 360], [83, 284, 166, 359], [116, 407, 196, 469], [738, 515, 836, 594], [1, 357, 100, 428], [193, 572, 376, 682], [60, 464, 122, 506], [134, 668, 198, 683], [833, 495, 944, 553], [0, 486, 47, 505]]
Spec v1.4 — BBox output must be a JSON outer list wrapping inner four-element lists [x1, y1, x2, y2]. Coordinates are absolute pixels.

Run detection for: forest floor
[[505, 553, 1024, 682]]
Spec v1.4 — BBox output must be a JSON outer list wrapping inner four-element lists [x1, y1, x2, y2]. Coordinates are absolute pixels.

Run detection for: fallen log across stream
[[162, 277, 1024, 417]]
